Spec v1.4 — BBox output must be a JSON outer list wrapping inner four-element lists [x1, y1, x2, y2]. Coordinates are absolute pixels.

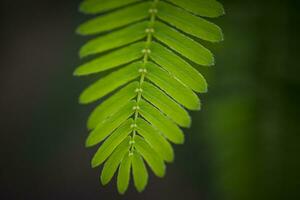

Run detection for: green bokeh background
[[1, 0, 299, 199]]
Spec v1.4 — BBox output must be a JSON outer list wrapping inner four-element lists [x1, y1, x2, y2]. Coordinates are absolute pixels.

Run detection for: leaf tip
[[176, 136, 185, 145], [117, 182, 129, 195], [157, 170, 166, 178], [73, 68, 81, 76], [79, 95, 88, 105], [85, 135, 95, 148], [91, 159, 99, 168], [193, 102, 201, 111], [100, 175, 109, 186], [186, 118, 192, 128], [136, 186, 146, 193], [220, 3, 226, 16], [167, 154, 175, 163], [86, 120, 94, 131], [79, 48, 88, 59], [212, 1, 225, 17], [197, 104, 202, 111], [210, 55, 216, 66], [75, 23, 90, 36], [117, 189, 126, 195], [220, 33, 225, 42], [78, 2, 86, 14], [155, 164, 166, 178], [75, 26, 83, 35]]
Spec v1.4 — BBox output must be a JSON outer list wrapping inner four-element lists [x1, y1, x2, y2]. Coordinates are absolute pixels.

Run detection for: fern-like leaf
[[75, 0, 224, 194]]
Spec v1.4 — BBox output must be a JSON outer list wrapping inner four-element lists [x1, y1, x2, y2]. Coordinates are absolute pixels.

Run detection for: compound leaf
[[75, 0, 224, 194]]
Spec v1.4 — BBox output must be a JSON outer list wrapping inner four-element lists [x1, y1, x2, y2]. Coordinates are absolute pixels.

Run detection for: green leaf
[[101, 137, 131, 185], [136, 118, 174, 162], [77, 2, 151, 35], [80, 22, 148, 58], [79, 61, 141, 104], [80, 0, 139, 14], [76, 0, 225, 193], [91, 119, 133, 168], [132, 151, 148, 192], [86, 101, 135, 147], [166, 0, 225, 18], [142, 81, 191, 127], [87, 82, 139, 130], [146, 62, 201, 110], [134, 136, 165, 177], [117, 152, 132, 194], [157, 1, 223, 42], [150, 42, 208, 93], [139, 99, 184, 144], [74, 43, 144, 76], [154, 21, 214, 66]]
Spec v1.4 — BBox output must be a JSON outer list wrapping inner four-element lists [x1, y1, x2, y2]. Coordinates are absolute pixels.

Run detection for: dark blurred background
[[1, 0, 299, 199]]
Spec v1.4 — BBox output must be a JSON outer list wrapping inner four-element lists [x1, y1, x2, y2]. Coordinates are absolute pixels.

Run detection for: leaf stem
[[130, 0, 159, 152]]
